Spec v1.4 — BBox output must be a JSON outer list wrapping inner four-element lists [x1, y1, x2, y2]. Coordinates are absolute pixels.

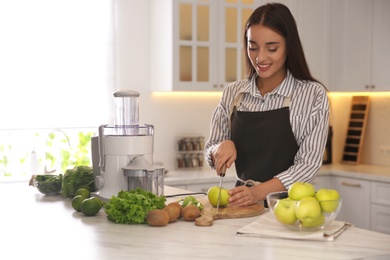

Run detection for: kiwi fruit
[[182, 205, 201, 221], [167, 202, 183, 216], [146, 209, 170, 226], [163, 204, 181, 223]]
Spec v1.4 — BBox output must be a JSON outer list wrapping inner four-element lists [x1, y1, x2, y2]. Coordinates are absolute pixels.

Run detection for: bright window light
[[0, 0, 114, 181], [0, 0, 114, 129]]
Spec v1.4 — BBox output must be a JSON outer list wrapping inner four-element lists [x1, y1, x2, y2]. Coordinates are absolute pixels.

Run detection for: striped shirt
[[204, 70, 330, 189]]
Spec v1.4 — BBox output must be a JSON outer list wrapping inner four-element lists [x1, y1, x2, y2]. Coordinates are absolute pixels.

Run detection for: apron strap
[[228, 92, 244, 131], [282, 96, 291, 107], [236, 175, 261, 187]]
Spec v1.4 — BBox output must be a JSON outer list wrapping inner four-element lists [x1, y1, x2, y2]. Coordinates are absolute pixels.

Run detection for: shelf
[[342, 96, 371, 164], [176, 135, 205, 170]]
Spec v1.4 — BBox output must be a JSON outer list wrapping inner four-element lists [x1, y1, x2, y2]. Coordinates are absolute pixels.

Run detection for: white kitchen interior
[[1, 1, 390, 259], [114, 0, 390, 235], [115, 0, 390, 170]]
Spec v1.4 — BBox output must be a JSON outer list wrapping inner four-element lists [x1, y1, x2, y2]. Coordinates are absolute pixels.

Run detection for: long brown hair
[[244, 3, 319, 83]]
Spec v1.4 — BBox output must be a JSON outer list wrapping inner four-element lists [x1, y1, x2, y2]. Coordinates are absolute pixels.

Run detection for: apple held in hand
[[288, 182, 316, 201], [295, 196, 322, 226], [274, 198, 297, 225], [207, 186, 230, 207], [315, 188, 341, 213]]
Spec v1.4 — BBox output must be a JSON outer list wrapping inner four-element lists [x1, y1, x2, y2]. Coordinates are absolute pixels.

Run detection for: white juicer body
[[94, 133, 154, 201]]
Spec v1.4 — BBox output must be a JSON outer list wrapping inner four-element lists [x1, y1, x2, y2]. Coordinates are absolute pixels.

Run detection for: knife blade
[[216, 164, 227, 211]]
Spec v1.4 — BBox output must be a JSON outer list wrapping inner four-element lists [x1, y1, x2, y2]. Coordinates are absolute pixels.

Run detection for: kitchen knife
[[216, 163, 227, 211]]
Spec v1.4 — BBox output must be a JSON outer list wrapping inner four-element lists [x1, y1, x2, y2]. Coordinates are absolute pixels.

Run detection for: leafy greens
[[104, 188, 166, 224], [61, 165, 94, 198], [35, 174, 63, 194]]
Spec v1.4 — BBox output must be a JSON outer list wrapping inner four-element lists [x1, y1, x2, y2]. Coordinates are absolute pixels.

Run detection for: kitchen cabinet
[[370, 182, 390, 234], [296, 0, 331, 89], [371, 0, 390, 91], [312, 175, 331, 190], [331, 176, 371, 229], [150, 0, 332, 91], [272, 0, 331, 89], [315, 172, 390, 233], [330, 0, 390, 91], [150, 0, 261, 91]]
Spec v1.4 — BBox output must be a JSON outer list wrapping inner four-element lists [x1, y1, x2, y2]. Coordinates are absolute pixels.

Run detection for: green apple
[[288, 182, 316, 201], [207, 186, 230, 207], [315, 188, 341, 213], [295, 196, 322, 225], [273, 198, 297, 225], [300, 213, 325, 228]]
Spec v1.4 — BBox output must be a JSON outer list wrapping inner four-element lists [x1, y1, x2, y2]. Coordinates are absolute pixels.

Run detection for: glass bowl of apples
[[266, 182, 342, 231]]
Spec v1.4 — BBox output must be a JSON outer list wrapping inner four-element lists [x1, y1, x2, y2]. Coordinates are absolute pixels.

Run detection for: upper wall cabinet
[[267, 0, 331, 89], [330, 0, 390, 92], [150, 0, 261, 91]]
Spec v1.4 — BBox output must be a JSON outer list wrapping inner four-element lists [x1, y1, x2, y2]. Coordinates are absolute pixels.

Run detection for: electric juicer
[[92, 90, 164, 201]]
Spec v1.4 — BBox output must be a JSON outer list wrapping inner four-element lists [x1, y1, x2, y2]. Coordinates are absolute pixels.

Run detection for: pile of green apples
[[273, 182, 341, 228]]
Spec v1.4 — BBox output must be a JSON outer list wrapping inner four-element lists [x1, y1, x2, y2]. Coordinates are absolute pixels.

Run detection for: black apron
[[230, 95, 299, 187]]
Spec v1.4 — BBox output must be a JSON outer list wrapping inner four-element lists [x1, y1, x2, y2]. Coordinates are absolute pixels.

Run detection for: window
[[0, 0, 114, 181]]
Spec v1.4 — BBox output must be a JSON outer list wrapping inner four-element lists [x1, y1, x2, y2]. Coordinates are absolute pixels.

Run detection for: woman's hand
[[228, 185, 261, 206], [228, 179, 287, 206], [211, 140, 236, 174]]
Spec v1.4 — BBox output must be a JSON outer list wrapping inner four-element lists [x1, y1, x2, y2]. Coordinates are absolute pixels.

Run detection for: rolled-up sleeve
[[204, 89, 232, 169]]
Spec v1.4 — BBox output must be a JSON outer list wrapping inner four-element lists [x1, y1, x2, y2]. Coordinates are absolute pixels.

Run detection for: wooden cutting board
[[194, 197, 265, 227]]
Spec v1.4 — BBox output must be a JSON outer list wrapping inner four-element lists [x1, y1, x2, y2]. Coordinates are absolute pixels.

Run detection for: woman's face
[[247, 24, 287, 83]]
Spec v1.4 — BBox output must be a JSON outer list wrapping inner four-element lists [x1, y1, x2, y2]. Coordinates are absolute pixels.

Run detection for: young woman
[[204, 3, 330, 207]]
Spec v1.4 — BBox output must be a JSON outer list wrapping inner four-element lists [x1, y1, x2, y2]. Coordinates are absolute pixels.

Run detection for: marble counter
[[1, 182, 390, 260], [320, 163, 390, 183]]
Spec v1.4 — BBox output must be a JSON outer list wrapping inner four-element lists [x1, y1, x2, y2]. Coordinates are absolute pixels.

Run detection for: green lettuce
[[104, 188, 166, 224], [61, 165, 94, 198]]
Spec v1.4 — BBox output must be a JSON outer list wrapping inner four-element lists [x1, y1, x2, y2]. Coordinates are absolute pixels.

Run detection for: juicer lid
[[122, 156, 163, 171], [114, 90, 140, 97]]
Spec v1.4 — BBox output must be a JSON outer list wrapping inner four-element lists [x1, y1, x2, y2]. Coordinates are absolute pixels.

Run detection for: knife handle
[[220, 164, 226, 177]]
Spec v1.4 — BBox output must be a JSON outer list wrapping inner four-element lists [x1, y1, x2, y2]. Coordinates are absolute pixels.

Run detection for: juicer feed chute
[[92, 90, 164, 201]]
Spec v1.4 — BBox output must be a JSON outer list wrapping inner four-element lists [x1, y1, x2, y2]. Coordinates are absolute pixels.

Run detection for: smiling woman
[[0, 0, 115, 181]]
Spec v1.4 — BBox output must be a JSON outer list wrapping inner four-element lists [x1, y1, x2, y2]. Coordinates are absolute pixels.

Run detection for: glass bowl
[[34, 178, 62, 195], [266, 191, 342, 231]]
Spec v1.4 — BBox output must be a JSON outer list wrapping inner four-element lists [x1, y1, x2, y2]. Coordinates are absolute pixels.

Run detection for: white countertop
[[164, 166, 237, 186], [319, 163, 390, 183], [1, 182, 390, 260], [165, 163, 390, 186]]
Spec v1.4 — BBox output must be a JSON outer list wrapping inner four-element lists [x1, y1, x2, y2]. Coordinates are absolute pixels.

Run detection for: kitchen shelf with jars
[[176, 135, 205, 170]]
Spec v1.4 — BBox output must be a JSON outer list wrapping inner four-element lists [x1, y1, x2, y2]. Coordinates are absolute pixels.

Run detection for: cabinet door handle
[[341, 181, 361, 188]]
